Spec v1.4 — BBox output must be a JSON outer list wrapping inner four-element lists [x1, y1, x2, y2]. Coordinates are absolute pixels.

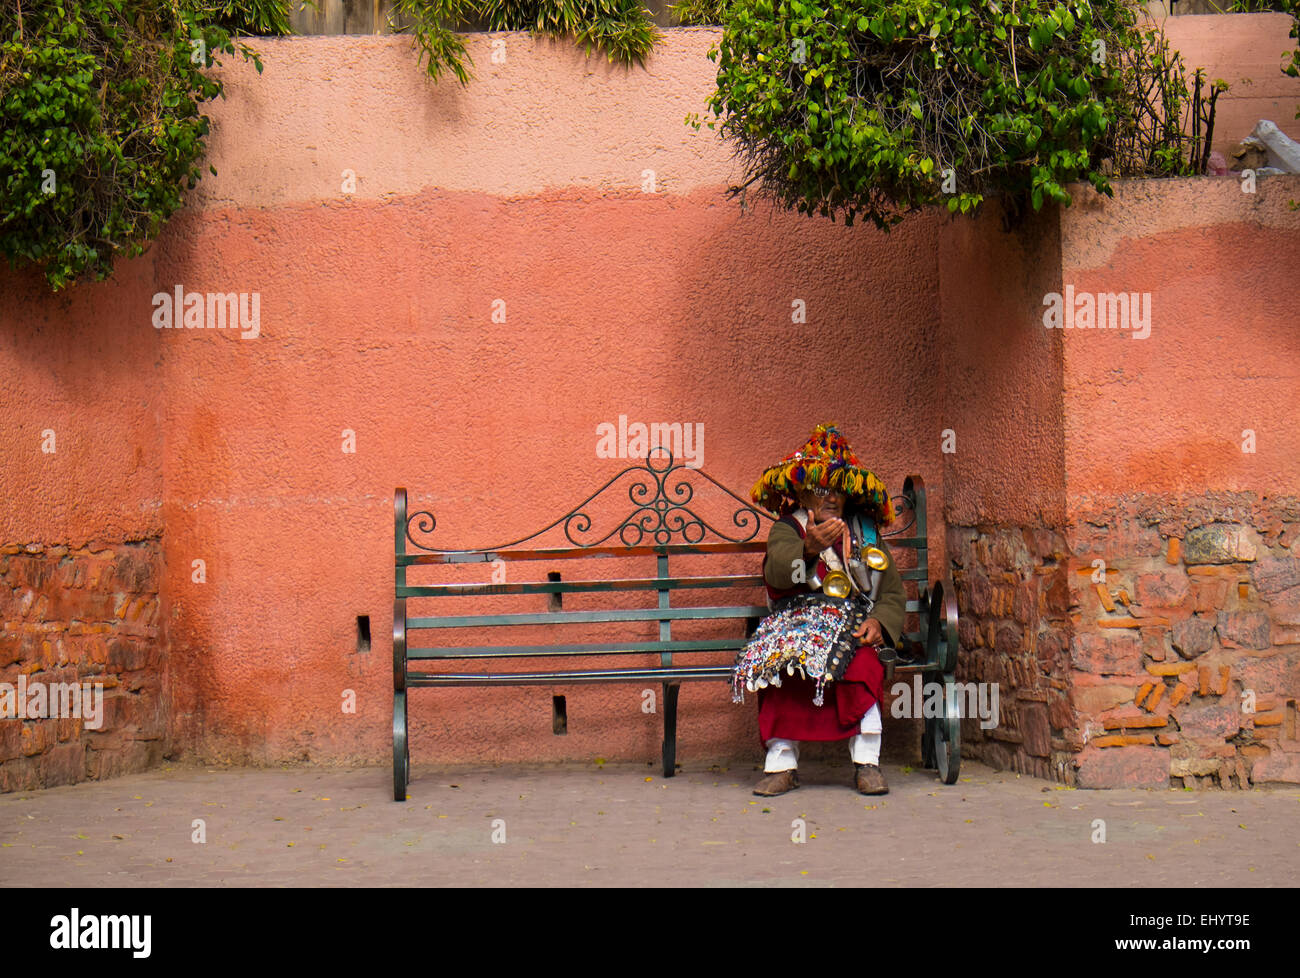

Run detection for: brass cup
[[861, 546, 889, 570], [821, 571, 851, 598]]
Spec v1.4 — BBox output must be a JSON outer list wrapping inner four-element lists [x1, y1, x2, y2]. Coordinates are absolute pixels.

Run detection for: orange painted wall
[[1060, 176, 1300, 505], [938, 204, 1066, 529], [147, 192, 944, 765], [85, 30, 948, 766], [0, 261, 163, 547]]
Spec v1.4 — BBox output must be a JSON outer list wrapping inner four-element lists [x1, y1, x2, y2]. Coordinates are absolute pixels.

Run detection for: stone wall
[[945, 499, 1300, 790], [1067, 496, 1300, 789], [0, 542, 166, 791], [947, 524, 1074, 781]]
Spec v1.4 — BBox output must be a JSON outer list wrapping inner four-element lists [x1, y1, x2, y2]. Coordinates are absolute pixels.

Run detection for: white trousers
[[763, 703, 882, 771]]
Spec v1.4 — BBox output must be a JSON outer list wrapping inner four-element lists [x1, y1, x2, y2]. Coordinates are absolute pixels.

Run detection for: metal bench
[[391, 450, 960, 801]]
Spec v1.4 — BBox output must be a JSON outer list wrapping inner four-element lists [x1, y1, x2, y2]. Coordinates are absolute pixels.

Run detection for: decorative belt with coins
[[731, 519, 891, 707]]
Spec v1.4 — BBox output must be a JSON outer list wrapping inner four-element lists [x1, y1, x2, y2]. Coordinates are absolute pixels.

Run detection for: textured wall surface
[[0, 542, 166, 790], [936, 200, 1071, 779], [1, 25, 1296, 788], [0, 259, 167, 789], [148, 188, 945, 767], [1058, 176, 1300, 788], [0, 259, 163, 547], [0, 30, 946, 773], [1061, 178, 1300, 502]]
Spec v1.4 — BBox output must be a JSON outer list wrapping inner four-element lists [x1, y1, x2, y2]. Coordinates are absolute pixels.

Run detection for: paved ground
[[2, 759, 1297, 887]]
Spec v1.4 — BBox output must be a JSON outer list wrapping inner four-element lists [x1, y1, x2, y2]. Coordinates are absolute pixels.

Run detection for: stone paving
[[2, 759, 1297, 887]]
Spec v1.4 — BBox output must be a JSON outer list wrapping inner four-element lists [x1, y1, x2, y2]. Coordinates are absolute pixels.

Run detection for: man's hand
[[803, 512, 845, 555], [853, 617, 884, 646]]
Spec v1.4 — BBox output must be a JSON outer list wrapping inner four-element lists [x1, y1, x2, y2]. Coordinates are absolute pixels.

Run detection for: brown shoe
[[753, 769, 800, 796], [854, 763, 889, 795]]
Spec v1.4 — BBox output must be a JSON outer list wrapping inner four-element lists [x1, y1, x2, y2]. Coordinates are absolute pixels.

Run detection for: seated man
[[741, 423, 906, 797]]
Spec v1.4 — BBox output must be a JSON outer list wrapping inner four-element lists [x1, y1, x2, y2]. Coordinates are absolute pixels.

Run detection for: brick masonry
[[0, 541, 166, 792], [949, 492, 1300, 789]]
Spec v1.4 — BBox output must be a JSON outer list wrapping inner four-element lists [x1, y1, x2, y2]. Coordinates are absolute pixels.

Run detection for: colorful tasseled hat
[[751, 422, 894, 523]]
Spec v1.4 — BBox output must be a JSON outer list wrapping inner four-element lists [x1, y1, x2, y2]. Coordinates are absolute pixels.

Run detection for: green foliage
[[1282, 0, 1300, 117], [669, 0, 725, 25], [693, 0, 1233, 229], [394, 0, 661, 84], [1111, 32, 1227, 178], [0, 0, 264, 290], [1213, 0, 1290, 10], [189, 0, 298, 36]]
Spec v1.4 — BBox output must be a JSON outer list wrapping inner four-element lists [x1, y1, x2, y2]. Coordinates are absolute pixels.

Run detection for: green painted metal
[[406, 665, 732, 686], [394, 488, 408, 593], [399, 541, 767, 564], [392, 598, 406, 692], [407, 605, 769, 629], [661, 682, 681, 777], [392, 689, 408, 801], [407, 638, 747, 659], [920, 669, 961, 783], [657, 554, 672, 670], [397, 574, 764, 599]]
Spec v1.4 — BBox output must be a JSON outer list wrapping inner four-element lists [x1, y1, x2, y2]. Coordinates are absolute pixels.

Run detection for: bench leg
[[393, 690, 409, 802], [661, 682, 680, 778]]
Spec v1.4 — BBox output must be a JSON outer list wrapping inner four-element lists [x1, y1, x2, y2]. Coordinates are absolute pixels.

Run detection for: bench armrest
[[919, 578, 960, 674], [393, 597, 407, 691]]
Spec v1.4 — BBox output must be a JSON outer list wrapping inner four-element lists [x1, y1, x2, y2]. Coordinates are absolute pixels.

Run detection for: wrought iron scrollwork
[[405, 448, 774, 553], [882, 491, 916, 538]]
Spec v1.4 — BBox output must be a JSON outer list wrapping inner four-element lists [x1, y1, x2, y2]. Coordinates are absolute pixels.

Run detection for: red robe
[[756, 519, 885, 745]]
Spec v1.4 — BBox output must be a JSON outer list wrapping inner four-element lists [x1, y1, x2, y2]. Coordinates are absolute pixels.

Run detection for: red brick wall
[[0, 541, 166, 790]]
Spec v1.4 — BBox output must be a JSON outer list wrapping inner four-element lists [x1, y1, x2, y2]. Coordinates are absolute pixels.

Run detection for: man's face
[[799, 487, 845, 521]]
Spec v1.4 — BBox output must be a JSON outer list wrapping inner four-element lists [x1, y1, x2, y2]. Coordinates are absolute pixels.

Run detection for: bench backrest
[[395, 451, 931, 663]]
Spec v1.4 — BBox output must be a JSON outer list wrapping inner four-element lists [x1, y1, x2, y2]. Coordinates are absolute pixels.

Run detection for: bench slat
[[408, 606, 768, 629], [408, 638, 747, 659], [402, 571, 928, 597], [400, 542, 765, 564], [397, 574, 764, 598], [407, 665, 733, 686]]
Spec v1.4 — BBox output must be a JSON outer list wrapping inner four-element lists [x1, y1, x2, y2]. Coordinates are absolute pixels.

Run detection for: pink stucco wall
[[0, 261, 163, 547], [3, 30, 948, 768], [938, 205, 1065, 528], [150, 187, 944, 765], [1060, 176, 1300, 505]]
